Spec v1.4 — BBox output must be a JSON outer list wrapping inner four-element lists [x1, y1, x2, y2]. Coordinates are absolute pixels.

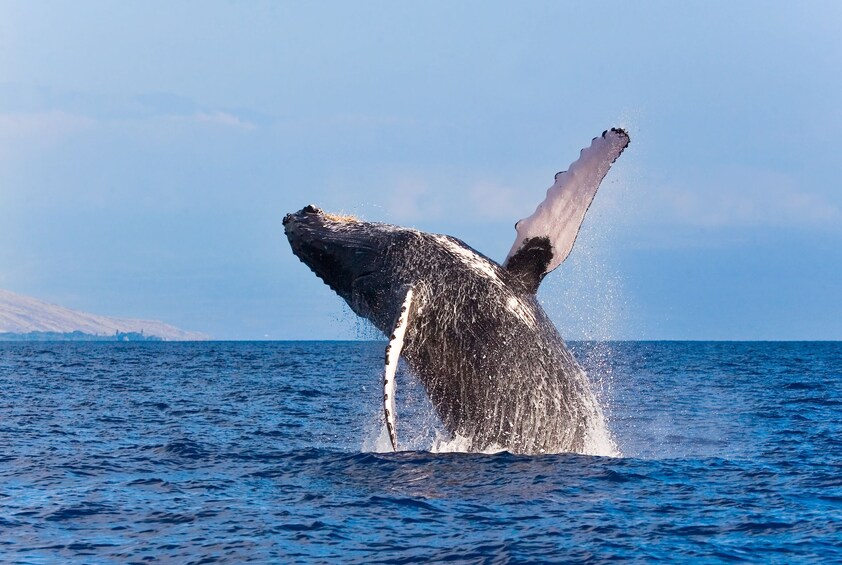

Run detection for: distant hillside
[[0, 330, 166, 342], [0, 289, 208, 341]]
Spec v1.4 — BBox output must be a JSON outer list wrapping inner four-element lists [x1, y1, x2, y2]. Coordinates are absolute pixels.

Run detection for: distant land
[[0, 289, 208, 341]]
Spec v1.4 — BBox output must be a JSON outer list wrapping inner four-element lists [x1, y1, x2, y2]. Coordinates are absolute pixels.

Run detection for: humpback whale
[[284, 128, 630, 455]]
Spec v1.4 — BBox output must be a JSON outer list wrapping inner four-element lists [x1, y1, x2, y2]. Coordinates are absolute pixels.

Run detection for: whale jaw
[[284, 206, 384, 303]]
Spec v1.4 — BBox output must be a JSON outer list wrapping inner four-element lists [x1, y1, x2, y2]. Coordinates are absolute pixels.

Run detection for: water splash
[[537, 168, 632, 457], [361, 360, 449, 453], [431, 434, 506, 455], [361, 363, 621, 457]]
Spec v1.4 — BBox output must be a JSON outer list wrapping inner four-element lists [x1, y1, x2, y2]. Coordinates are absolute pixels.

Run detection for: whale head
[[283, 205, 412, 327]]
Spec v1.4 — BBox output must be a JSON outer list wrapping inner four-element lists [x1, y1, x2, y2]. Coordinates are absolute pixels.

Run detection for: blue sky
[[0, 1, 840, 340]]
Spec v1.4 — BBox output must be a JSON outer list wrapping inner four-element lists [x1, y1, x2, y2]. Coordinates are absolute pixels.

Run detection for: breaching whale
[[284, 128, 630, 455]]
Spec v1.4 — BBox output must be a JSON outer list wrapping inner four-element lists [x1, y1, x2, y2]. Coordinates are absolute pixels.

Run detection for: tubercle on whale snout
[[283, 204, 322, 226], [285, 205, 360, 224]]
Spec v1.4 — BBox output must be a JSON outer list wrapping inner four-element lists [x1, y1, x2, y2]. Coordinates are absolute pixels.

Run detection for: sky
[[0, 1, 840, 340]]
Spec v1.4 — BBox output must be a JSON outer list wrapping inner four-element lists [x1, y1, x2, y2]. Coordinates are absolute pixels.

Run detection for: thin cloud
[[468, 181, 520, 220], [381, 173, 537, 226], [386, 177, 443, 221], [0, 111, 96, 143], [628, 168, 842, 231], [192, 111, 257, 131]]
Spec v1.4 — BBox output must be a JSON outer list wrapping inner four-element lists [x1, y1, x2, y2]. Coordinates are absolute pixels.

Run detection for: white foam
[[583, 422, 621, 457], [370, 424, 396, 453], [430, 433, 506, 455]]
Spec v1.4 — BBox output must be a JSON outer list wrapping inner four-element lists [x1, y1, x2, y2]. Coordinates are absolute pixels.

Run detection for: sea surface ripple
[[0, 341, 840, 563]]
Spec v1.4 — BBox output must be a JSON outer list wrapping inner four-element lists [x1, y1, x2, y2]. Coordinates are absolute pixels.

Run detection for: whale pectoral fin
[[383, 287, 415, 452], [504, 128, 630, 293]]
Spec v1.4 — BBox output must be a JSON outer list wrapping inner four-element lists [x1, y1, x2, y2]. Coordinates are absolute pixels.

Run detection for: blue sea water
[[0, 341, 840, 563]]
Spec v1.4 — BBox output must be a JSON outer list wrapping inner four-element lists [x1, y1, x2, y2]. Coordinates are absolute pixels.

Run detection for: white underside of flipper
[[505, 128, 630, 275], [383, 288, 414, 451]]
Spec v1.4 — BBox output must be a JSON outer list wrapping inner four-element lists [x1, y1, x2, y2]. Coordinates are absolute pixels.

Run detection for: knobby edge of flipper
[[504, 128, 630, 293]]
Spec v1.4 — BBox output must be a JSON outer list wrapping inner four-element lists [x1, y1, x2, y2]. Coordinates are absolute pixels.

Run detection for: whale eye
[[303, 204, 322, 215]]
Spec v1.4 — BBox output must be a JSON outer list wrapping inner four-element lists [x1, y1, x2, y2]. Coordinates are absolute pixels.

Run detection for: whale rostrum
[[283, 128, 630, 455]]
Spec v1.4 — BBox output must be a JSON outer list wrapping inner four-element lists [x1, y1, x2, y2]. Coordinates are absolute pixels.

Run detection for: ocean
[[1, 341, 840, 563]]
